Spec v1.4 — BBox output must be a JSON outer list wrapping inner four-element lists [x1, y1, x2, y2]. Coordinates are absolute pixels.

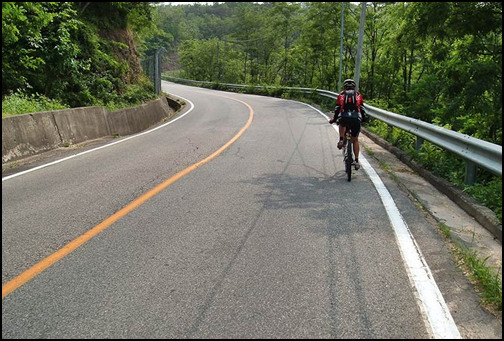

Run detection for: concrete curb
[[362, 128, 502, 243]]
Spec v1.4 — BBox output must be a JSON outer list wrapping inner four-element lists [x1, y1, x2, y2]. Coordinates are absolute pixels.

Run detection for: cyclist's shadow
[[242, 172, 375, 226]]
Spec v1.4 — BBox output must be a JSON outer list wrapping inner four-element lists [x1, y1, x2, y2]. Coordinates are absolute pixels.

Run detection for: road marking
[[2, 94, 195, 182], [2, 95, 254, 299], [360, 157, 461, 339], [301, 102, 461, 339]]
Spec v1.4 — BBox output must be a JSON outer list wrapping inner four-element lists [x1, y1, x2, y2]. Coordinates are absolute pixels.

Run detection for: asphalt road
[[2, 82, 499, 338]]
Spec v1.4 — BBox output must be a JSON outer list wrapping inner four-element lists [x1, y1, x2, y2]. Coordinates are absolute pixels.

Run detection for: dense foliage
[[157, 2, 502, 146], [2, 2, 156, 110]]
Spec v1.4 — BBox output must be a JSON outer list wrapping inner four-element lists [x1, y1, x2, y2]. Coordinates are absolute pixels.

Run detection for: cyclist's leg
[[338, 124, 346, 139], [337, 125, 346, 149], [337, 118, 348, 149], [349, 119, 361, 168], [351, 136, 360, 159]]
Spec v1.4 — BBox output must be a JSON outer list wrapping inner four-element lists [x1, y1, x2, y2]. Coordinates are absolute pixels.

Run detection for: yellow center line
[[2, 96, 254, 299]]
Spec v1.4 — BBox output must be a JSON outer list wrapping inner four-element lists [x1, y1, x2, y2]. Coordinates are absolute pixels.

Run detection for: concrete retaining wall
[[106, 97, 171, 137], [2, 97, 178, 163], [54, 106, 110, 145]]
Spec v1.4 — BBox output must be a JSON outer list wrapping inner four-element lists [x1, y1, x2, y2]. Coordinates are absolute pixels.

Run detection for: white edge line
[[2, 94, 194, 182], [299, 101, 461, 339]]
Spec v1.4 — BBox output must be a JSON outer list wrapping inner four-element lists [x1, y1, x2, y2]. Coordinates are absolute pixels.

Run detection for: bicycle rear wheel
[[345, 139, 353, 182]]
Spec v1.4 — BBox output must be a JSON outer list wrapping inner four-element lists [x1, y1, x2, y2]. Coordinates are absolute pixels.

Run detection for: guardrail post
[[465, 161, 477, 185], [416, 136, 424, 151], [154, 47, 166, 95], [387, 125, 393, 140]]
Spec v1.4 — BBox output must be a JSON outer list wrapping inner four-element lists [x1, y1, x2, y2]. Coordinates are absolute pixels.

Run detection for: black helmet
[[343, 79, 356, 89]]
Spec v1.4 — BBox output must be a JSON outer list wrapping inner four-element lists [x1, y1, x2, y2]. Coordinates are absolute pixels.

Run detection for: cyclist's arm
[[359, 97, 367, 123], [334, 93, 344, 119], [329, 94, 344, 124], [360, 104, 366, 122], [333, 105, 341, 119]]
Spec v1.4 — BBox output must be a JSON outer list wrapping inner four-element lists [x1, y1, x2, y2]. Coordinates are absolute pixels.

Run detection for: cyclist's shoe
[[337, 140, 344, 149], [353, 161, 360, 170]]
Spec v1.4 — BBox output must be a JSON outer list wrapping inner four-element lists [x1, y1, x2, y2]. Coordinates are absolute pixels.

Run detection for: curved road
[[1, 82, 480, 338]]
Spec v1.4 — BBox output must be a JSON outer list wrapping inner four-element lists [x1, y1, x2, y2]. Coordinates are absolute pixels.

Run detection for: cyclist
[[329, 78, 367, 170]]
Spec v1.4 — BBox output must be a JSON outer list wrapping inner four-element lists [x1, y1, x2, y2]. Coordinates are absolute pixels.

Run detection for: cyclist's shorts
[[339, 117, 361, 137]]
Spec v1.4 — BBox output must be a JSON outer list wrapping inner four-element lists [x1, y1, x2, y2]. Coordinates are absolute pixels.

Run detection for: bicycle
[[329, 111, 360, 182]]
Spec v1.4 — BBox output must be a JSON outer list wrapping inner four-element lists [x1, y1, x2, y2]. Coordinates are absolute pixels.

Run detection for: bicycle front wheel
[[345, 139, 353, 182]]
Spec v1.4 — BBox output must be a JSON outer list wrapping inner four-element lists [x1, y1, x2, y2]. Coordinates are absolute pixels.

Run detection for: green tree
[[2, 2, 57, 95], [156, 2, 502, 146], [2, 2, 157, 108]]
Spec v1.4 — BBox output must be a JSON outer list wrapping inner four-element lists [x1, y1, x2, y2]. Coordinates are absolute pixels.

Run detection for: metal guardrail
[[309, 88, 502, 182], [163, 76, 502, 182], [363, 104, 502, 178]]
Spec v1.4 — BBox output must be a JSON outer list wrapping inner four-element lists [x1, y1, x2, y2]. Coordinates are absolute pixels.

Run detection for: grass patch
[[364, 147, 375, 157], [438, 222, 502, 312], [378, 161, 399, 183], [2, 92, 69, 117], [438, 221, 451, 239]]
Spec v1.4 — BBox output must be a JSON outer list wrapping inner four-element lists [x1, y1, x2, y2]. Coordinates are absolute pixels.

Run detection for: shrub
[[2, 91, 68, 117]]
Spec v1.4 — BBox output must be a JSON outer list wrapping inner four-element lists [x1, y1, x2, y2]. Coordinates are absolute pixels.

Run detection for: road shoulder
[[360, 129, 502, 325]]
